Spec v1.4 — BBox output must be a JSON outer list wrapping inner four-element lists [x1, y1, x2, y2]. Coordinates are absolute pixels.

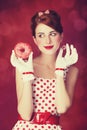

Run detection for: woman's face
[[33, 23, 63, 55]]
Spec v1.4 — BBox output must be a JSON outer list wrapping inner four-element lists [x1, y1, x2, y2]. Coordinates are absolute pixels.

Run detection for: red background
[[0, 0, 87, 130]]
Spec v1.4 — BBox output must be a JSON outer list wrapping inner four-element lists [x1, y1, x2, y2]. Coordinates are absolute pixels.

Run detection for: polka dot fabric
[[32, 78, 57, 114], [12, 120, 62, 130], [12, 68, 69, 130]]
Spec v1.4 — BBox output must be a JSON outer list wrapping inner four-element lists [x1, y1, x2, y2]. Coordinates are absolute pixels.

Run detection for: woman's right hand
[[10, 50, 34, 81]]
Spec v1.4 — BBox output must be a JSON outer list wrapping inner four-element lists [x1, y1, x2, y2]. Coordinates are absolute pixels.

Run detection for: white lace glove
[[10, 50, 34, 81], [55, 44, 78, 77]]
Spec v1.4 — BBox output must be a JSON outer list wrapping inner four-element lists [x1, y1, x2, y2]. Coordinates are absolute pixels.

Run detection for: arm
[[10, 51, 34, 120], [55, 44, 78, 114], [55, 65, 79, 114], [16, 69, 33, 120]]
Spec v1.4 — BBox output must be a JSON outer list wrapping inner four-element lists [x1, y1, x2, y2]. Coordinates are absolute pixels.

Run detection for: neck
[[39, 53, 56, 66]]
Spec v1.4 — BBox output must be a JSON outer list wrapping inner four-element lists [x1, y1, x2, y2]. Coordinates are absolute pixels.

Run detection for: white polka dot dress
[[32, 78, 57, 114], [12, 68, 69, 130]]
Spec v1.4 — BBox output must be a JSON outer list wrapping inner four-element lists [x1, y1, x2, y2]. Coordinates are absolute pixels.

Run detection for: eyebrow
[[37, 32, 44, 35]]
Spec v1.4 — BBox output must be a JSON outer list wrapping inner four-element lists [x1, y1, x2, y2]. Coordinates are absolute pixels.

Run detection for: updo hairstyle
[[31, 10, 63, 37]]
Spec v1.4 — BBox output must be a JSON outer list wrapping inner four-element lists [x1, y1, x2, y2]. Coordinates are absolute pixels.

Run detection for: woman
[[11, 10, 79, 130]]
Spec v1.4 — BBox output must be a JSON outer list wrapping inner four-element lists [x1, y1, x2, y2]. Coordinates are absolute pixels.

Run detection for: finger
[[70, 47, 78, 64], [10, 50, 18, 66], [27, 52, 33, 63], [11, 49, 14, 53], [11, 50, 15, 57], [70, 44, 74, 54], [10, 52, 14, 64], [71, 45, 77, 57], [11, 50, 16, 61], [65, 43, 70, 57], [73, 48, 78, 61], [58, 48, 63, 57]]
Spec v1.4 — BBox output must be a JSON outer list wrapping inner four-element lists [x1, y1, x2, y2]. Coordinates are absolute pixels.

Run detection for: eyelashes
[[37, 32, 58, 38]]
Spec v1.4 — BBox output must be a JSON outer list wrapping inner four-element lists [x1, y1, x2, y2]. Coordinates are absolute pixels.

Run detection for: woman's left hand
[[55, 44, 78, 77], [64, 44, 78, 67]]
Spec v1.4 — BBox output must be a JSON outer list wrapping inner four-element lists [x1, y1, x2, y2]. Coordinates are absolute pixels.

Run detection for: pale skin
[[16, 23, 79, 120]]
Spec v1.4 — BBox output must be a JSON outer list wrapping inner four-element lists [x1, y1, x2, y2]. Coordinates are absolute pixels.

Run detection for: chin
[[43, 51, 56, 55]]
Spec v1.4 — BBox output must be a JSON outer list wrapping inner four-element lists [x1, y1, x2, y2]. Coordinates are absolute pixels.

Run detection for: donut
[[14, 42, 32, 60]]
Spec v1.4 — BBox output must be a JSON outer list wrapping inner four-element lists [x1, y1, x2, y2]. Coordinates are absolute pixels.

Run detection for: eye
[[50, 32, 57, 36], [38, 33, 45, 38]]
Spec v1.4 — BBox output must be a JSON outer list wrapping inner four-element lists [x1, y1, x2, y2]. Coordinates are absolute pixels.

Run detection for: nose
[[46, 35, 51, 44]]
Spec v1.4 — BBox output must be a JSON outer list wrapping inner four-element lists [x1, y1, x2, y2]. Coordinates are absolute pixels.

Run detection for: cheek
[[55, 36, 62, 42], [35, 39, 42, 46], [54, 36, 62, 49], [36, 39, 45, 46]]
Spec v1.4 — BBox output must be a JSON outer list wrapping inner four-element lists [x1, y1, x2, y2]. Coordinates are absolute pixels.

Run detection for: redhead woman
[[10, 10, 79, 130]]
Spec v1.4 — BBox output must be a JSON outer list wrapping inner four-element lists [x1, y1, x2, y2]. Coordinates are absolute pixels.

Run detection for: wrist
[[22, 71, 34, 81], [55, 68, 65, 71], [55, 68, 65, 77], [22, 72, 34, 75]]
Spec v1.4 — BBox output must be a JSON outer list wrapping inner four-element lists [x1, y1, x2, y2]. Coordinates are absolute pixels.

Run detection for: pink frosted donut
[[14, 42, 32, 60]]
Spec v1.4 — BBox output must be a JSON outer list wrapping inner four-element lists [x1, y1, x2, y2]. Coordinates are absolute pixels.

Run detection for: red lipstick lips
[[44, 45, 54, 49]]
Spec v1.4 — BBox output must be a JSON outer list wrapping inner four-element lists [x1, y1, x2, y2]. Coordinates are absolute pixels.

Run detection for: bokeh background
[[0, 0, 87, 130]]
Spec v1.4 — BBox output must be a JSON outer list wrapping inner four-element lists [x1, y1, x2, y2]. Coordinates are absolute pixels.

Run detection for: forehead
[[35, 23, 55, 33]]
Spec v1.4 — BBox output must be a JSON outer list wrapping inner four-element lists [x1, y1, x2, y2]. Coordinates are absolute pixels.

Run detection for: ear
[[32, 36, 38, 45]]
